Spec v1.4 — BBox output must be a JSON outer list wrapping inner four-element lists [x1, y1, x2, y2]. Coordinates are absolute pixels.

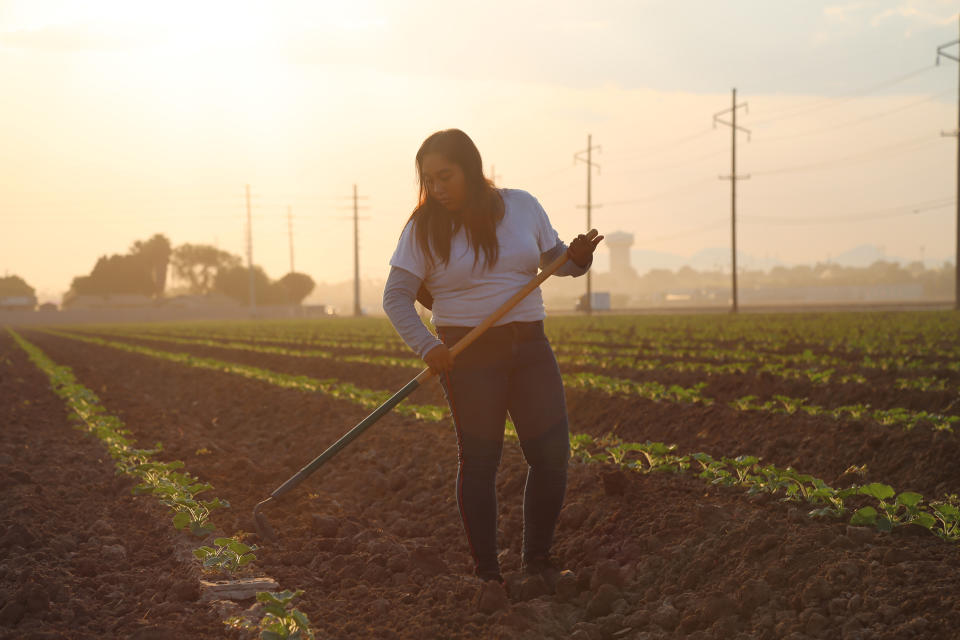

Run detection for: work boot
[[475, 574, 509, 614], [522, 555, 565, 594]]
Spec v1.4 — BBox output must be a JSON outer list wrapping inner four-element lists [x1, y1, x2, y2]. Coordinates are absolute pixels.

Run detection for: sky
[[1, 0, 958, 303]]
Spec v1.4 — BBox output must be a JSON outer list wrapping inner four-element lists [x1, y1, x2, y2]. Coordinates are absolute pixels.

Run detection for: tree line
[[67, 233, 315, 305]]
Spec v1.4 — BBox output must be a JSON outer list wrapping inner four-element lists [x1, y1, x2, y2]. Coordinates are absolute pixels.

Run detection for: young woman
[[383, 129, 601, 593]]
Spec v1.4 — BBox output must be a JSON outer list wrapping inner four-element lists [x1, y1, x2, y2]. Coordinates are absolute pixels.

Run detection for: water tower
[[605, 231, 636, 278]]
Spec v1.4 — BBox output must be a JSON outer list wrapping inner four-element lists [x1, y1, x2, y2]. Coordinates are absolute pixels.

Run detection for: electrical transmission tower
[[575, 134, 601, 314], [713, 89, 751, 313], [937, 24, 960, 311]]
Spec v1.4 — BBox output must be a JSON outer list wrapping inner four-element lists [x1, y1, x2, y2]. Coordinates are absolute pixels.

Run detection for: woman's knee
[[522, 421, 570, 470], [458, 433, 504, 473]]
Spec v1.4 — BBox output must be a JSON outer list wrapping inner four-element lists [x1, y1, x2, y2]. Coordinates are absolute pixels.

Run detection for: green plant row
[[545, 312, 960, 362], [731, 394, 959, 432], [570, 433, 960, 542], [94, 326, 959, 396], [556, 340, 960, 381], [85, 329, 423, 369], [564, 371, 957, 434], [45, 329, 960, 547], [563, 373, 713, 405], [45, 330, 446, 422], [78, 323, 405, 353], [10, 329, 316, 639], [10, 329, 229, 537], [558, 350, 872, 386], [60, 329, 955, 436]]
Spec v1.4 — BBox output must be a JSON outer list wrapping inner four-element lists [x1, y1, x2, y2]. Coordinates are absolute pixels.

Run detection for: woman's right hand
[[424, 344, 455, 376]]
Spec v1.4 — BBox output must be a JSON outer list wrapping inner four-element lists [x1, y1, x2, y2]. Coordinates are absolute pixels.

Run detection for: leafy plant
[[850, 484, 936, 532], [194, 536, 258, 573], [225, 590, 315, 640]]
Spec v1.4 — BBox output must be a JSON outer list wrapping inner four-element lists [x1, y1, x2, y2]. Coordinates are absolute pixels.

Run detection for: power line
[[750, 132, 941, 177], [754, 90, 953, 144], [603, 147, 727, 176], [741, 197, 955, 225], [601, 127, 715, 161], [751, 64, 937, 127], [644, 219, 729, 245], [601, 177, 717, 208]]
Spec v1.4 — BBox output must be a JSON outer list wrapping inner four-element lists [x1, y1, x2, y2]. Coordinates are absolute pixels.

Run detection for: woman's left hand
[[567, 229, 604, 268]]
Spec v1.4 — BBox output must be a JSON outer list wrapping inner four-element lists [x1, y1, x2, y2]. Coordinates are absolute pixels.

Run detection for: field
[[2, 310, 960, 639]]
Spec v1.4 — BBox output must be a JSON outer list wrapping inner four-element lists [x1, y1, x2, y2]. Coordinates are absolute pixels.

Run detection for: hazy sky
[[1, 0, 958, 302]]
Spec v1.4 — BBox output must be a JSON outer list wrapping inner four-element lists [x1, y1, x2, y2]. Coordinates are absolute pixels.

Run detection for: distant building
[[162, 293, 240, 309], [605, 231, 637, 279], [61, 293, 154, 309], [0, 295, 38, 311]]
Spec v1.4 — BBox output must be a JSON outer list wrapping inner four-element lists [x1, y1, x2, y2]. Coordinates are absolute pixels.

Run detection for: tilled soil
[[0, 332, 224, 639], [76, 331, 960, 497], [5, 329, 960, 639]]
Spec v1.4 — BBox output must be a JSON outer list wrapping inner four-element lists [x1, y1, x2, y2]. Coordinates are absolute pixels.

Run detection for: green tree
[[213, 265, 277, 305], [68, 233, 171, 297], [0, 275, 35, 298], [272, 272, 315, 305], [171, 244, 242, 295], [130, 234, 172, 297], [70, 254, 154, 296]]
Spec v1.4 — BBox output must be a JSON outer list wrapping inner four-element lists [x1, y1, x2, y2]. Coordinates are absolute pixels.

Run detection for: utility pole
[[489, 165, 501, 184], [353, 185, 361, 317], [575, 134, 601, 314], [338, 186, 370, 317], [287, 205, 295, 273], [937, 24, 960, 311], [713, 89, 750, 313], [245, 184, 256, 313]]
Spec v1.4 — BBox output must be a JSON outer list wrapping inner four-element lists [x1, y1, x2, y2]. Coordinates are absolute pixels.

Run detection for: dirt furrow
[[0, 332, 224, 639], [18, 330, 960, 639], [68, 331, 960, 498]]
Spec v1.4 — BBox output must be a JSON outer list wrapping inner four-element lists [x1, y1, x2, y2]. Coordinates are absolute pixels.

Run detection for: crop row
[[570, 433, 960, 541], [45, 330, 444, 421], [545, 311, 960, 359], [77, 327, 960, 408], [72, 329, 958, 434], [97, 311, 960, 366], [39, 329, 960, 546], [87, 324, 960, 391], [8, 329, 315, 639]]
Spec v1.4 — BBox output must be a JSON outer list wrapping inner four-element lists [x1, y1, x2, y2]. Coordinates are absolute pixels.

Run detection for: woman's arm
[[540, 239, 592, 277], [382, 266, 444, 358]]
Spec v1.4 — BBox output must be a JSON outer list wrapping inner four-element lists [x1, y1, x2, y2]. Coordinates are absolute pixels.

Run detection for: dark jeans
[[437, 320, 570, 578]]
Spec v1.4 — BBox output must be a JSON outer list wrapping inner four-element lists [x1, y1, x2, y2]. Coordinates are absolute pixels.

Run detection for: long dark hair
[[406, 129, 504, 270]]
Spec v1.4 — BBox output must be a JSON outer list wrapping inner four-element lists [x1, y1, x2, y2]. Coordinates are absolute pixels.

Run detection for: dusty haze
[[1, 0, 957, 304]]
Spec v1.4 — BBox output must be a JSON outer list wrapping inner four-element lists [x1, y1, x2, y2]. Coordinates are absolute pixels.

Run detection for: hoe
[[252, 231, 599, 542]]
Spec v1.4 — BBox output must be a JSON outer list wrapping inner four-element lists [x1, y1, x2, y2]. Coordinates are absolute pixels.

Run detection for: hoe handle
[[266, 230, 598, 500]]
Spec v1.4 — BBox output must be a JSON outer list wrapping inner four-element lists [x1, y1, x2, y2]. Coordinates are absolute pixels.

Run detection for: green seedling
[[194, 536, 258, 573], [226, 590, 315, 640]]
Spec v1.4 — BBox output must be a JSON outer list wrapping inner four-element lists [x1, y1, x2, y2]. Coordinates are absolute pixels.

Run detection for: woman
[[383, 129, 601, 596]]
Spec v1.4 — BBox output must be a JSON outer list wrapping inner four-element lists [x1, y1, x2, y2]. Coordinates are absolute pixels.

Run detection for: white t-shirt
[[389, 188, 560, 327]]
